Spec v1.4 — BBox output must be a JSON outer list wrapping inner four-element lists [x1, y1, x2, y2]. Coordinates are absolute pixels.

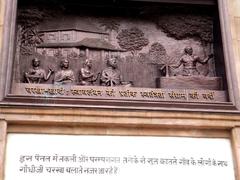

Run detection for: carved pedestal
[[158, 76, 223, 90]]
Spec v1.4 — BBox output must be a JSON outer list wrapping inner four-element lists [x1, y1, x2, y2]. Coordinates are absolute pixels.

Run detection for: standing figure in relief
[[79, 58, 100, 86], [54, 59, 75, 85], [25, 58, 54, 84], [173, 46, 213, 76]]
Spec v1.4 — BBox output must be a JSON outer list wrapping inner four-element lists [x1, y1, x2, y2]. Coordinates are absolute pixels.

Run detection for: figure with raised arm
[[25, 58, 54, 83], [172, 46, 213, 76]]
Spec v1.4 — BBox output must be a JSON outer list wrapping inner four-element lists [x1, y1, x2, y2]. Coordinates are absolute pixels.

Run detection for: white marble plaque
[[4, 134, 235, 180]]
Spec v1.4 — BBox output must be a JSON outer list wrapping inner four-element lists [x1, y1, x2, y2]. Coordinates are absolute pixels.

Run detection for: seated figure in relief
[[172, 46, 213, 76], [54, 59, 75, 85], [25, 58, 54, 84], [79, 58, 100, 86], [100, 56, 132, 87]]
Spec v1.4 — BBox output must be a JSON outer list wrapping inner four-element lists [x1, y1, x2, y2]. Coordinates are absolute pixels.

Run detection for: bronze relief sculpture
[[172, 46, 213, 77], [100, 56, 122, 87], [10, 0, 228, 104], [79, 59, 100, 86], [25, 58, 54, 84], [54, 59, 75, 85], [100, 56, 132, 87], [158, 46, 221, 90]]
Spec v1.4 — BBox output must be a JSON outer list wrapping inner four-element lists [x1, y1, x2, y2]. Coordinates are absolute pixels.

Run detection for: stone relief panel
[[10, 0, 228, 103]]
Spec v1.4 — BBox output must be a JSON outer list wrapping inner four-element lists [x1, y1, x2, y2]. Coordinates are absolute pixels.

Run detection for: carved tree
[[17, 8, 50, 55], [156, 14, 213, 56], [99, 19, 120, 42], [149, 42, 176, 77], [116, 27, 149, 57], [149, 42, 166, 63]]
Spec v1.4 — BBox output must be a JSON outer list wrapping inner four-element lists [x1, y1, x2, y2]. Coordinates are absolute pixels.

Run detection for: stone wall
[[228, 0, 240, 88], [228, 1, 240, 178]]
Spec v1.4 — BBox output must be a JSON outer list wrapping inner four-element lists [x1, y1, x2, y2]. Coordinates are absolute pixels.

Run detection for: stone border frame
[[0, 0, 239, 113], [0, 120, 240, 179]]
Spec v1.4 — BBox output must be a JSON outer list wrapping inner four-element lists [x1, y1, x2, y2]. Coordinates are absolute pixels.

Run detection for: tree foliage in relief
[[156, 14, 213, 45], [149, 42, 167, 64], [116, 27, 149, 56], [17, 1, 63, 55], [17, 8, 51, 55]]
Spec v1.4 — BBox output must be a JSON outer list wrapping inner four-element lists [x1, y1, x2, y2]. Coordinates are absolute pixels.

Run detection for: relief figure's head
[[184, 46, 193, 55], [84, 58, 92, 68], [107, 56, 118, 69], [32, 58, 40, 68], [60, 59, 69, 69]]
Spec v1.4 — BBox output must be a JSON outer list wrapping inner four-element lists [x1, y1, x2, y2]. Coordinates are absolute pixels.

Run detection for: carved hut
[[36, 17, 122, 59]]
